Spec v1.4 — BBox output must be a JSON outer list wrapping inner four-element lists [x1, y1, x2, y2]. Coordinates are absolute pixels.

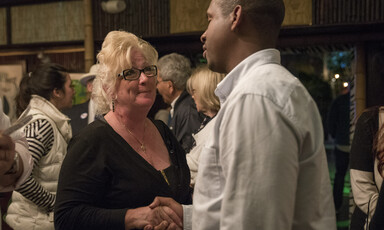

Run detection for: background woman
[[186, 66, 225, 187], [54, 31, 191, 230], [5, 63, 74, 230], [350, 106, 384, 229]]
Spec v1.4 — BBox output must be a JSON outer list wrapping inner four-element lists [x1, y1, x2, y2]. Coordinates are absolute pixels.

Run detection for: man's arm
[[0, 133, 21, 188], [0, 112, 32, 192]]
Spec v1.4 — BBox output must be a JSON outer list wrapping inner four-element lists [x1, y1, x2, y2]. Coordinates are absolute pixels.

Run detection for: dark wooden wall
[[0, 51, 84, 73], [313, 0, 384, 25]]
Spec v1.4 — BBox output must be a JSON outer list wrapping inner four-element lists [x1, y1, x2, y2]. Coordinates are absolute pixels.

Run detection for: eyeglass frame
[[117, 65, 158, 81]]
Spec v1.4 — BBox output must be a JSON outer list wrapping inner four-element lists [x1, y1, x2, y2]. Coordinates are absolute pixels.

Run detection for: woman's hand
[[125, 205, 182, 230]]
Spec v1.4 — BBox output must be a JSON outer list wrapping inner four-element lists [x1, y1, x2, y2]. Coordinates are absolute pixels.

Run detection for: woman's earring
[[112, 95, 117, 112]]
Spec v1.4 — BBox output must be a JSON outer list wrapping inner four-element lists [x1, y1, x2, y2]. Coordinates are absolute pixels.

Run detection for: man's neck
[[169, 90, 183, 104]]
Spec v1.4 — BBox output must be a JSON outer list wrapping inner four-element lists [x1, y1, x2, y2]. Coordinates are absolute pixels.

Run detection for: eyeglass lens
[[122, 65, 157, 80]]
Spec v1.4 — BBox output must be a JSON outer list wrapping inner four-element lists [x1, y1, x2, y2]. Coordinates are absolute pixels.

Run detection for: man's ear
[[168, 81, 174, 95], [231, 5, 242, 31]]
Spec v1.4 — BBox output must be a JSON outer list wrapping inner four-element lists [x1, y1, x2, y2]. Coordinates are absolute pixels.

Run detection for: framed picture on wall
[[0, 60, 26, 122]]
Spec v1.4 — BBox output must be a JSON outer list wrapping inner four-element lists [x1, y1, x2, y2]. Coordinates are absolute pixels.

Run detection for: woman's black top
[[54, 118, 192, 230]]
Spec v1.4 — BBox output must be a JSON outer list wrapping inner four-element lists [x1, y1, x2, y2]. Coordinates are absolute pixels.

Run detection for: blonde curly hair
[[92, 31, 158, 115]]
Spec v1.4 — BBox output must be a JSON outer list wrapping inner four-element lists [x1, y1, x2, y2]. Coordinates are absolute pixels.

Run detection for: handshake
[[126, 197, 184, 230]]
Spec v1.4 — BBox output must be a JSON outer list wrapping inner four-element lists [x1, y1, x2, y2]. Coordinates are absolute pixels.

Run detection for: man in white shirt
[[149, 0, 337, 229]]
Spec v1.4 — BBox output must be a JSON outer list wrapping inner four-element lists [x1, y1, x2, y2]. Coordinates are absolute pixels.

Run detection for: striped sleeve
[[16, 119, 56, 212]]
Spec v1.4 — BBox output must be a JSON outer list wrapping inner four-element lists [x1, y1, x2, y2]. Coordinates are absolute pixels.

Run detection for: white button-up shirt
[[183, 49, 336, 230]]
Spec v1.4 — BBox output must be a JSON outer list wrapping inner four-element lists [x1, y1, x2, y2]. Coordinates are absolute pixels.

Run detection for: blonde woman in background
[[186, 66, 225, 187]]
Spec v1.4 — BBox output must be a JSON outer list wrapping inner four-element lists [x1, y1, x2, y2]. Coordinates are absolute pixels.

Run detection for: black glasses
[[118, 65, 157, 81]]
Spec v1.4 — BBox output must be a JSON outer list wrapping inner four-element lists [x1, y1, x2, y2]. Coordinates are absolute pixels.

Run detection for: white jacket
[[6, 95, 71, 230]]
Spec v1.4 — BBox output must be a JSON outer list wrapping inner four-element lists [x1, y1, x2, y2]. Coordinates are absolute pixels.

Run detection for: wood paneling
[[314, 0, 384, 25], [0, 51, 84, 73], [11, 1, 84, 44], [0, 8, 6, 45], [170, 0, 209, 34], [93, 0, 170, 42], [283, 0, 312, 26]]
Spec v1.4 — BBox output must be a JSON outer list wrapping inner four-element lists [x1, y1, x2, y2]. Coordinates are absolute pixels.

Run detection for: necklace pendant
[[141, 144, 146, 152]]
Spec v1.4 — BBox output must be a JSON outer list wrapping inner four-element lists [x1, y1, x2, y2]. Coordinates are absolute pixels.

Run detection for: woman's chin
[[136, 98, 155, 107]]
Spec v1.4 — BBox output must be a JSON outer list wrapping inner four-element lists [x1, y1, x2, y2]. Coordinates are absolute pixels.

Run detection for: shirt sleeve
[[16, 119, 56, 212], [218, 94, 300, 229]]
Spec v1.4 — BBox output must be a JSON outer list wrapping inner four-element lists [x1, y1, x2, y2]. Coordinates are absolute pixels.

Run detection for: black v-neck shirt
[[55, 118, 192, 230]]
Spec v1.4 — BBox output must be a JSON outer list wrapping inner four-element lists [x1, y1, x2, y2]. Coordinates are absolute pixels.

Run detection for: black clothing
[[370, 182, 384, 230], [327, 92, 350, 211], [333, 148, 350, 210], [169, 90, 205, 153], [350, 108, 378, 172], [350, 107, 379, 230], [327, 92, 351, 146], [63, 100, 90, 136], [55, 118, 192, 230], [327, 92, 351, 211]]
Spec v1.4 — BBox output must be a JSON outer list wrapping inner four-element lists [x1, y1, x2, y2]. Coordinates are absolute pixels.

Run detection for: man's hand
[[149, 197, 183, 219], [144, 196, 183, 230]]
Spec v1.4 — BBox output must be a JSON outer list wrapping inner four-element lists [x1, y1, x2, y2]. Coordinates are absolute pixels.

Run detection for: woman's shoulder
[[25, 117, 54, 134], [73, 118, 111, 140], [357, 106, 380, 124]]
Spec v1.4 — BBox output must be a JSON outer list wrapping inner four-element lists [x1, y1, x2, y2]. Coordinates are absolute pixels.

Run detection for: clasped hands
[[126, 197, 183, 230]]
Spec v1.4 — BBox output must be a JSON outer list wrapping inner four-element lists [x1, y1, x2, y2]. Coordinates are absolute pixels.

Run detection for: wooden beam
[[84, 0, 94, 72]]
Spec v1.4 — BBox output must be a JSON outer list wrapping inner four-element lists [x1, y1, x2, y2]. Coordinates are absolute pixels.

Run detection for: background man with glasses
[[156, 53, 204, 153]]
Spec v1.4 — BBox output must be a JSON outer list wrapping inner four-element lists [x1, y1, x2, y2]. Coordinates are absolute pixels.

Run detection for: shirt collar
[[215, 48, 281, 104], [170, 95, 180, 118]]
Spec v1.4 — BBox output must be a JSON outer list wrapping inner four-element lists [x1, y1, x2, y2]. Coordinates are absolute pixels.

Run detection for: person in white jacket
[[5, 63, 74, 230], [0, 98, 33, 230]]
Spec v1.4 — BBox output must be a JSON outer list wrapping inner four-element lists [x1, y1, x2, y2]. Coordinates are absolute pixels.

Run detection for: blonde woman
[[186, 66, 225, 187], [55, 31, 191, 230]]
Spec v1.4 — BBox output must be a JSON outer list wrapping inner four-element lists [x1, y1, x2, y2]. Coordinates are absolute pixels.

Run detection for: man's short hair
[[216, 0, 285, 28], [157, 53, 192, 91]]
